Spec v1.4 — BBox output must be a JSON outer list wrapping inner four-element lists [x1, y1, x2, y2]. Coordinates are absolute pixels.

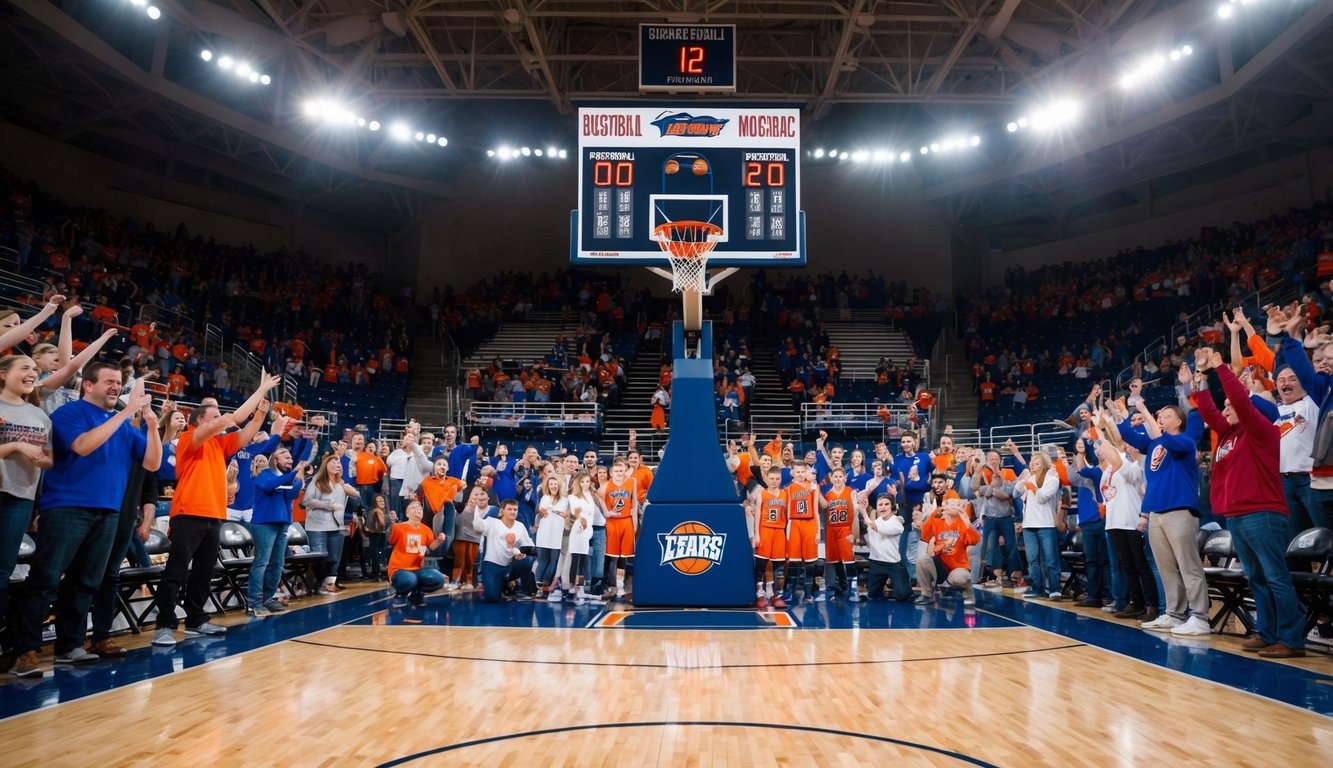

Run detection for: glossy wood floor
[[3, 619, 1329, 767]]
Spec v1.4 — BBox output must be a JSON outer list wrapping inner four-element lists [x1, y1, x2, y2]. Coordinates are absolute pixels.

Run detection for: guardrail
[[229, 343, 264, 395], [203, 323, 224, 360], [467, 401, 601, 434], [800, 401, 917, 438]]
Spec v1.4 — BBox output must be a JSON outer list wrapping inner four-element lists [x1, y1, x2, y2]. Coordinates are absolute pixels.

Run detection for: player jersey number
[[828, 508, 849, 524]]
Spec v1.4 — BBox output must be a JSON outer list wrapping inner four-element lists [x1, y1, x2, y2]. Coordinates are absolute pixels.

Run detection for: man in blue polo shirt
[[11, 362, 162, 678]]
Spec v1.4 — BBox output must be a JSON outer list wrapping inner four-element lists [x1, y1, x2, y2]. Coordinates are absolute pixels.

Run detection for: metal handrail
[[467, 401, 602, 432]]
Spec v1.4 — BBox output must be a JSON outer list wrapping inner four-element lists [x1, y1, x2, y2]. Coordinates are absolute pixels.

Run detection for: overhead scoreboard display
[[571, 105, 805, 268], [639, 24, 736, 93]]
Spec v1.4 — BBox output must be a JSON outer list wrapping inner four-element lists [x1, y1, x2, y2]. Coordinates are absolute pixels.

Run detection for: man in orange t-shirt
[[915, 498, 981, 606], [151, 373, 282, 647], [418, 457, 466, 533], [388, 499, 448, 607]]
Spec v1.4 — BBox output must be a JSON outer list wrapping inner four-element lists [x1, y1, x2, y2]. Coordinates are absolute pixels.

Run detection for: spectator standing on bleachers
[[0, 354, 53, 673], [1118, 380, 1211, 636], [151, 373, 282, 647], [10, 368, 160, 677], [1190, 353, 1306, 657]]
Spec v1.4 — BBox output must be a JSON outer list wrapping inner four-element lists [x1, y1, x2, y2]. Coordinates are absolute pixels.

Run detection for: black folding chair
[[1201, 529, 1253, 635], [282, 523, 326, 597], [1060, 530, 1085, 598], [1286, 527, 1333, 634], [216, 522, 256, 610], [114, 529, 171, 634]]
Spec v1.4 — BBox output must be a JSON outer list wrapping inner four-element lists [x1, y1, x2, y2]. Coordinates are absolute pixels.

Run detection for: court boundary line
[[289, 635, 1086, 669], [974, 596, 1333, 718], [375, 720, 998, 767]]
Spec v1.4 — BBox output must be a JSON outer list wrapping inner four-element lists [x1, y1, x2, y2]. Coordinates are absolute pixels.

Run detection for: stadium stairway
[[745, 335, 802, 442], [823, 311, 918, 380], [403, 334, 457, 427], [935, 337, 979, 431], [599, 333, 667, 457]]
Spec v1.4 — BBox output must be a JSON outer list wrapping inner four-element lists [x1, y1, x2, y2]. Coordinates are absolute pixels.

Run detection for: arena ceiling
[[1, 0, 1331, 237]]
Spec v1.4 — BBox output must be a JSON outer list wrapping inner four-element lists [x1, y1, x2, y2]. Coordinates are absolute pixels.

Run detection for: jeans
[[15, 506, 119, 654], [432, 503, 457, 550], [365, 532, 386, 578], [386, 479, 405, 522], [1080, 518, 1110, 601], [248, 522, 289, 607], [480, 559, 536, 602], [307, 529, 345, 578], [1281, 474, 1319, 542], [982, 515, 1020, 575], [154, 516, 223, 631], [1229, 511, 1306, 648], [536, 547, 561, 585], [0, 493, 35, 625], [391, 568, 445, 596], [867, 559, 911, 601], [583, 526, 607, 585], [1022, 527, 1061, 596], [90, 505, 140, 641]]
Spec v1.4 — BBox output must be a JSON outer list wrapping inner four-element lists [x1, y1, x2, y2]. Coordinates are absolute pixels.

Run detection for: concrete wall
[[983, 146, 1333, 285], [0, 120, 388, 272]]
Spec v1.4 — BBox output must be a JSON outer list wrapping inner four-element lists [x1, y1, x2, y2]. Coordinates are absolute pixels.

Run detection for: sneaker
[[54, 647, 99, 666], [1141, 614, 1183, 631], [1307, 626, 1333, 649], [445, 581, 460, 592], [1169, 616, 1212, 637], [246, 605, 271, 618], [11, 651, 44, 678], [913, 595, 935, 606], [318, 586, 339, 596], [265, 600, 288, 613], [184, 622, 227, 637], [963, 593, 976, 606], [846, 589, 861, 603], [756, 595, 769, 610], [980, 579, 1001, 590], [151, 628, 177, 647], [1047, 592, 1062, 601], [769, 595, 788, 609], [1012, 583, 1028, 594], [1257, 643, 1307, 659], [1102, 603, 1124, 614], [391, 596, 408, 608], [547, 589, 563, 603], [86, 638, 128, 659]]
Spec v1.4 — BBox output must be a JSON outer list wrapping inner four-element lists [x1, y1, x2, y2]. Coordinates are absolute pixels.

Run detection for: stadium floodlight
[[498, 146, 513, 160], [920, 146, 929, 155], [521, 147, 531, 156], [248, 72, 259, 83], [546, 146, 557, 157], [851, 150, 868, 163], [929, 142, 940, 152], [145, 5, 161, 19], [535, 149, 544, 156], [872, 149, 890, 163], [437, 137, 448, 147], [899, 151, 911, 162], [1007, 122, 1018, 132], [1182, 45, 1193, 56], [236, 62, 252, 77], [970, 135, 981, 147], [218, 56, 233, 70], [839, 151, 850, 160], [368, 120, 381, 131], [487, 149, 496, 157], [558, 149, 568, 159], [426, 133, 436, 143], [813, 148, 825, 158], [1217, 4, 1233, 19], [260, 74, 271, 85], [390, 123, 411, 141], [200, 50, 213, 62]]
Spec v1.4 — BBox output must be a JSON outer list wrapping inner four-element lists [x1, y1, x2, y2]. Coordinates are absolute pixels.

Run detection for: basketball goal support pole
[[632, 317, 757, 607]]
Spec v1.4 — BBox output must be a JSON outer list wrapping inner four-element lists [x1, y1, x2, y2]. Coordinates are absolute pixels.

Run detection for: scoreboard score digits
[[639, 24, 737, 93], [571, 106, 805, 267]]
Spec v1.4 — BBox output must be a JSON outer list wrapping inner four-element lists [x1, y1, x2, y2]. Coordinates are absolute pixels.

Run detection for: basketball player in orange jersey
[[780, 463, 820, 603], [600, 458, 638, 601], [750, 466, 790, 609], [818, 467, 860, 601]]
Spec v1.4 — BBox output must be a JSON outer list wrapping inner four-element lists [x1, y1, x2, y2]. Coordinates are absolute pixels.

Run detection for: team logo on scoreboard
[[651, 111, 729, 138], [658, 521, 727, 575]]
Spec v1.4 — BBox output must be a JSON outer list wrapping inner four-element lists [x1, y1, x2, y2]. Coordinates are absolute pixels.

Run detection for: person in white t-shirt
[[1272, 366, 1321, 540], [474, 499, 536, 602], [564, 472, 598, 602], [534, 474, 567, 596], [1095, 431, 1159, 623]]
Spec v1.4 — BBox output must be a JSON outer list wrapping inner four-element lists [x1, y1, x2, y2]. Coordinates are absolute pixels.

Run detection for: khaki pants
[[1147, 509, 1209, 620]]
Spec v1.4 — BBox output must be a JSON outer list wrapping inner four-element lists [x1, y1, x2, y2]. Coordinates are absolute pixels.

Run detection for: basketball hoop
[[651, 220, 723, 294]]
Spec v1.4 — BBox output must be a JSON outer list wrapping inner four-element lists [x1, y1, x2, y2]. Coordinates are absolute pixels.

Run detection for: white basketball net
[[651, 221, 722, 294]]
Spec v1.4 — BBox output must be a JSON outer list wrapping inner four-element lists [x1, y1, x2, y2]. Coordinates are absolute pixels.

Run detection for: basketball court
[[1, 590, 1328, 766]]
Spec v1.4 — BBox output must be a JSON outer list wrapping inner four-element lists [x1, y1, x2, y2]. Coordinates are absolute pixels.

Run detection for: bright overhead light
[[426, 133, 436, 143], [872, 149, 889, 162], [851, 150, 868, 162], [218, 56, 233, 70], [1182, 45, 1193, 56], [130, 0, 146, 5], [390, 123, 411, 141], [200, 50, 213, 62], [546, 146, 557, 156], [970, 135, 981, 147], [302, 100, 320, 118], [920, 146, 929, 155], [236, 62, 251, 77], [521, 146, 531, 156], [247, 72, 259, 83], [498, 146, 513, 160], [368, 120, 381, 131], [839, 151, 849, 160], [414, 131, 425, 141], [534, 148, 544, 156], [1217, 5, 1233, 19], [899, 151, 911, 162], [929, 142, 940, 152], [259, 74, 271, 85], [487, 149, 496, 157], [145, 5, 161, 19], [1006, 122, 1018, 132], [813, 148, 825, 158], [437, 137, 448, 147], [558, 149, 567, 158]]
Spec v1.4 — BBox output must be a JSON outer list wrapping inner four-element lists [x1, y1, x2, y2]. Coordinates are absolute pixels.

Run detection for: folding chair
[[282, 523, 326, 597], [216, 522, 256, 610], [114, 529, 171, 634], [1060, 530, 1085, 598], [1201, 529, 1253, 635], [1285, 527, 1333, 634]]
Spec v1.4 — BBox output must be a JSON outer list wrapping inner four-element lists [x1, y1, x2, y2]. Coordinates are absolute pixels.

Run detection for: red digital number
[[593, 160, 634, 187], [744, 161, 786, 187], [680, 46, 704, 75]]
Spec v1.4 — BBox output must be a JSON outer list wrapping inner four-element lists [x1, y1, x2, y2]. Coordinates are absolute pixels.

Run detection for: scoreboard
[[570, 106, 805, 268]]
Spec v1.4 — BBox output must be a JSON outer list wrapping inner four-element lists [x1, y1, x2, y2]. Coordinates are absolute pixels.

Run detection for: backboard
[[571, 106, 805, 268]]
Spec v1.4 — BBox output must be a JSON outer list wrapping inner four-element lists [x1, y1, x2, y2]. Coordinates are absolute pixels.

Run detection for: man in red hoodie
[[1191, 349, 1306, 658]]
